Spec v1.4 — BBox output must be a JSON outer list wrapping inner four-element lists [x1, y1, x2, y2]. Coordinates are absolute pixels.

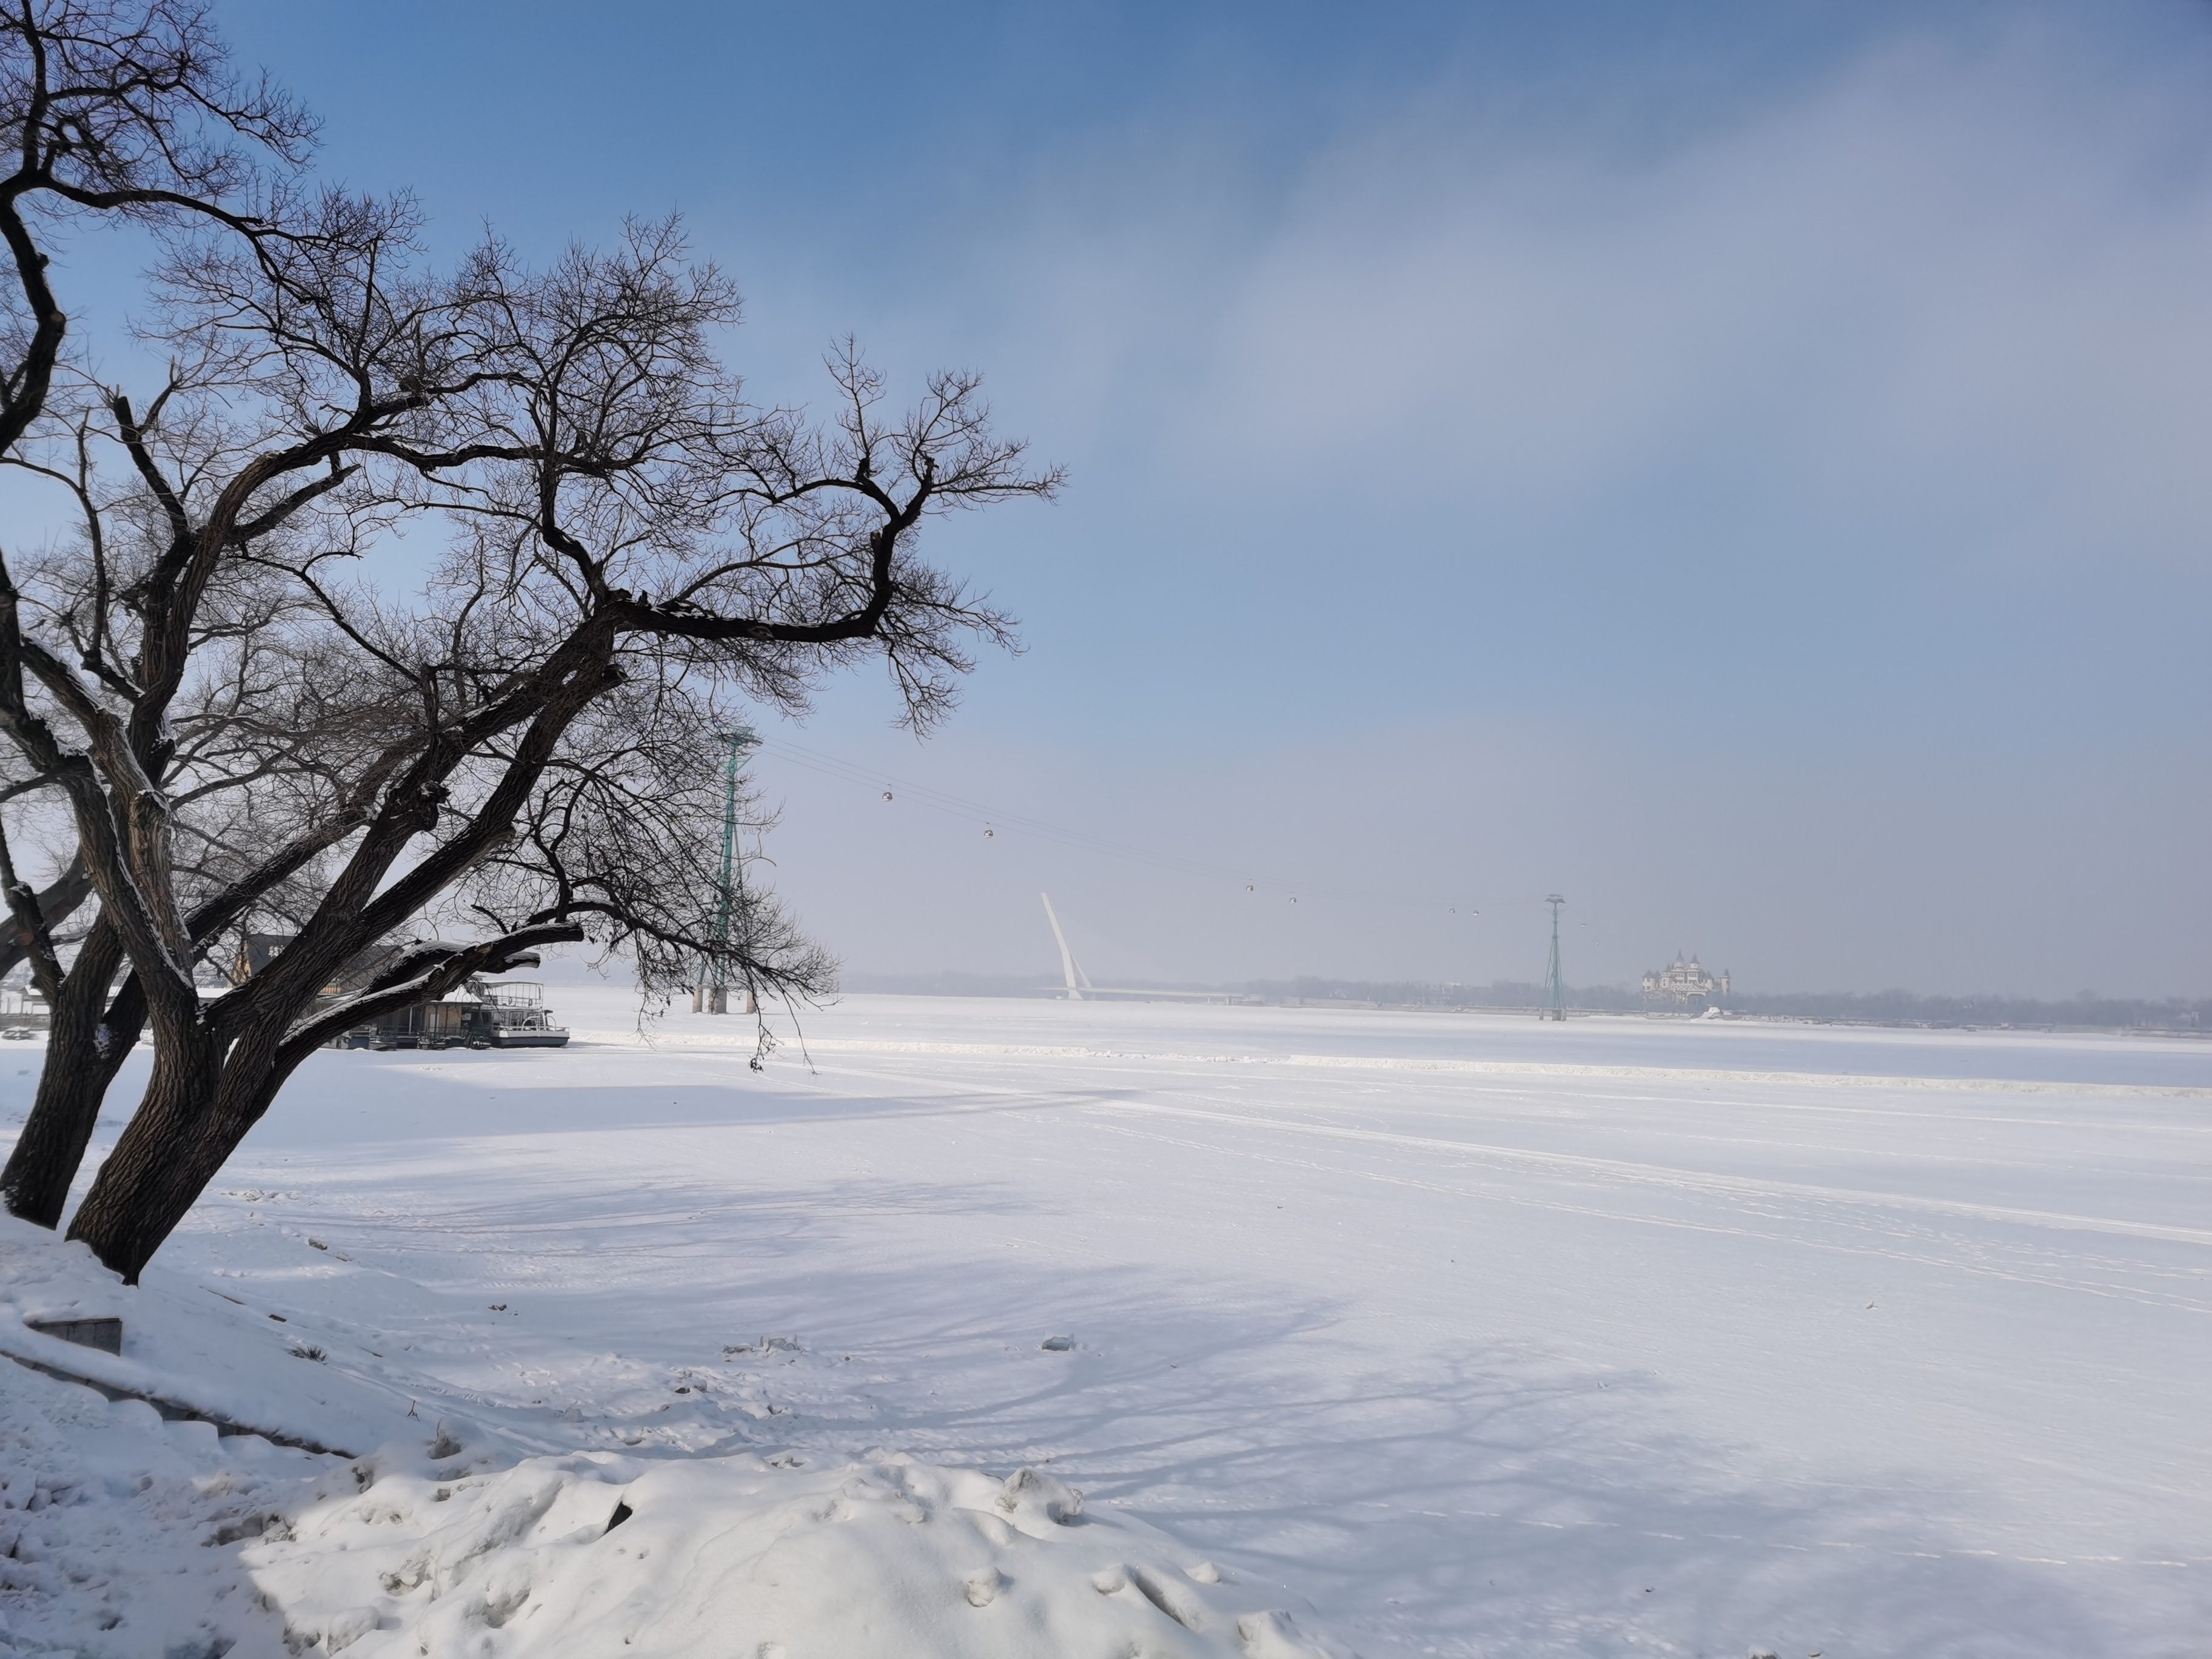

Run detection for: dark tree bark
[[0, 920, 131, 1225], [0, 358, 443, 1226], [0, 1, 316, 1224], [69, 923, 581, 1279], [0, 853, 91, 980]]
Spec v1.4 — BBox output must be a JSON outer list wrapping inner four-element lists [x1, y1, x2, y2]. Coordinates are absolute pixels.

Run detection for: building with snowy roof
[[1641, 952, 1730, 1011]]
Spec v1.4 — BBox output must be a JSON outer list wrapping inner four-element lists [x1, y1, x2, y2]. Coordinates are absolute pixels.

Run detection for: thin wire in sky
[[752, 736, 1499, 917]]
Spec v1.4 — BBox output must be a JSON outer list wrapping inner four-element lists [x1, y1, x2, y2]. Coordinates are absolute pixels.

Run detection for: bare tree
[[0, 315, 472, 1224], [0, 0, 325, 1221], [0, 172, 549, 1228], [0, 0, 312, 453], [451, 669, 829, 1011], [0, 221, 1054, 1281], [0, 8, 1056, 1279]]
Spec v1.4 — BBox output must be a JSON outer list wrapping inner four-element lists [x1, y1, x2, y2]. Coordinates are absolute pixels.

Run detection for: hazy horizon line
[[840, 968, 2211, 1019]]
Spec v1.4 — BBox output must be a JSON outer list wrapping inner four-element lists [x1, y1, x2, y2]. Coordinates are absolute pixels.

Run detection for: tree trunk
[[64, 1019, 229, 1283], [64, 920, 589, 1281], [65, 1016, 306, 1284], [0, 923, 140, 1226]]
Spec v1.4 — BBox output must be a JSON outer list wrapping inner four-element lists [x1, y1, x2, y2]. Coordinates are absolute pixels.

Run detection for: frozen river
[[12, 992, 2209, 1655]]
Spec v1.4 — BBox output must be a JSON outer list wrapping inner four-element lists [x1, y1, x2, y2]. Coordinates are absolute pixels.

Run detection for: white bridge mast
[[1039, 893, 1091, 1000]]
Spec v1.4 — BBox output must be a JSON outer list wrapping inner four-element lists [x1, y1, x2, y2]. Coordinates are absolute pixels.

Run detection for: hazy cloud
[[740, 15, 2212, 998]]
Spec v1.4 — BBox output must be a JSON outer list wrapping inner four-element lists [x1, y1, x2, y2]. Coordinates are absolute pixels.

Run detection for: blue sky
[[170, 2, 2212, 996]]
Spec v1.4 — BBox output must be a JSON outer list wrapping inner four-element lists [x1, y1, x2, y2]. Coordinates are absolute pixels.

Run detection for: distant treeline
[[1245, 976, 1623, 1010], [1717, 988, 2208, 1030], [1256, 973, 2203, 1026], [842, 969, 2209, 1030], [1246, 976, 2208, 1030]]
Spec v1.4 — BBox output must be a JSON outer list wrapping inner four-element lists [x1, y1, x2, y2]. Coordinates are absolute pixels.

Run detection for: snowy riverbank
[[0, 1218, 1344, 1657], [4, 993, 2209, 1655]]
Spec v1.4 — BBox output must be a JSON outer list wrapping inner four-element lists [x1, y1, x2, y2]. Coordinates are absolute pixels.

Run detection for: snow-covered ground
[[4, 991, 2209, 1656]]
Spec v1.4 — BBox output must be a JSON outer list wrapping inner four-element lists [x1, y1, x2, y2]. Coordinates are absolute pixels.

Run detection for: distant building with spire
[[1642, 952, 1729, 1011]]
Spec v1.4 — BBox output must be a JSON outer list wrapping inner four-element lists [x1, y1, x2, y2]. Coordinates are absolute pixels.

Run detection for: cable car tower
[[1543, 894, 1566, 1021], [698, 726, 759, 1014]]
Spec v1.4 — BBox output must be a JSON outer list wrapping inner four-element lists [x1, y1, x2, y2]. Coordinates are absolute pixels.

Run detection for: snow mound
[[251, 1449, 1350, 1658], [0, 1215, 429, 1458], [0, 1346, 312, 1658]]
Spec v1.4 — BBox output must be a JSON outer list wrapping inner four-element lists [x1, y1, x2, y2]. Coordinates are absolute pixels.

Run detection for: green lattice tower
[[1544, 894, 1566, 1021], [708, 727, 759, 1011]]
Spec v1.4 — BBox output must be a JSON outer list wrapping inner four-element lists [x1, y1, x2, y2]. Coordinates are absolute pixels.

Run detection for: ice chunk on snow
[[994, 1464, 1082, 1527]]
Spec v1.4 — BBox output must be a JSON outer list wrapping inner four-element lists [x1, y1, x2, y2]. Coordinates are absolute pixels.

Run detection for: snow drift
[[1, 1214, 1346, 1658], [253, 1447, 1344, 1658]]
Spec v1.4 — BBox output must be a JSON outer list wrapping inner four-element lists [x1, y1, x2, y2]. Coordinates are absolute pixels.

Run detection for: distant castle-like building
[[1642, 952, 1729, 1011]]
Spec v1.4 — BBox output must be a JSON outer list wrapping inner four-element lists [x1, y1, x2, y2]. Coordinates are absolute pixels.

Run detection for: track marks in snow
[[1091, 1099, 2212, 1250], [1076, 1109, 2212, 1313], [779, 1037, 2212, 1100], [700, 1039, 2212, 1308], [1273, 1053, 2212, 1100]]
